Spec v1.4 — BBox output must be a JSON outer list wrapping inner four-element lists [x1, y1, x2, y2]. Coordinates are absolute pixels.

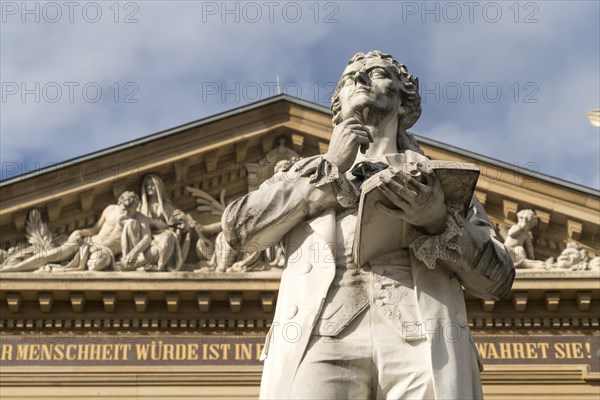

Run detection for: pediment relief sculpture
[[503, 209, 546, 269], [0, 167, 291, 274], [546, 242, 598, 271], [1, 191, 141, 273], [503, 209, 598, 272], [186, 186, 276, 273], [132, 174, 191, 272], [0, 210, 67, 270], [245, 137, 300, 191]]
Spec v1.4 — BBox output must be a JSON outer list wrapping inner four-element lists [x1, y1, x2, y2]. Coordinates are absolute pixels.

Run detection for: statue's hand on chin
[[324, 118, 372, 174]]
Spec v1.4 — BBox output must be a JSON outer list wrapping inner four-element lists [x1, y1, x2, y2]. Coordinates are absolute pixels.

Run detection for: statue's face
[[338, 58, 402, 124], [125, 201, 138, 217], [118, 194, 139, 215], [557, 247, 581, 267], [145, 179, 156, 196], [517, 213, 536, 229]]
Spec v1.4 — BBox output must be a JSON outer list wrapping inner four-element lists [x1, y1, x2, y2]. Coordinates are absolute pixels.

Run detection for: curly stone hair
[[117, 190, 140, 209], [331, 50, 422, 139], [517, 209, 538, 225]]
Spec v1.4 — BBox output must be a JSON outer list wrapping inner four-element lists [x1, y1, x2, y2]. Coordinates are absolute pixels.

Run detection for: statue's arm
[[453, 198, 515, 299], [127, 219, 153, 258], [506, 223, 526, 240], [524, 236, 536, 259], [411, 197, 515, 300], [118, 217, 153, 270], [222, 155, 357, 253], [147, 215, 168, 230]]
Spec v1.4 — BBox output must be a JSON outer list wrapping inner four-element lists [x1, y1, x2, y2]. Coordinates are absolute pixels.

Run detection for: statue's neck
[[354, 114, 398, 163]]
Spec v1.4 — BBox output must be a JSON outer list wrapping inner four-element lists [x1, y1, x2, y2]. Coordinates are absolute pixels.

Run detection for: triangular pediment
[[0, 96, 333, 244], [0, 95, 598, 267]]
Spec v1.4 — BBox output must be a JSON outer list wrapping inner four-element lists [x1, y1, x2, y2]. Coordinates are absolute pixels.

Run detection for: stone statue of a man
[[222, 51, 515, 400]]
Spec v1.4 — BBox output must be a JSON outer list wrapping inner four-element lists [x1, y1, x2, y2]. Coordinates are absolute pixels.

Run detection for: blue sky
[[1, 1, 599, 189]]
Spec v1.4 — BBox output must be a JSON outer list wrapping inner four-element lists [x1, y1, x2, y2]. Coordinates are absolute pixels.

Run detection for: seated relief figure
[[137, 174, 191, 271], [0, 191, 145, 273], [504, 209, 546, 269]]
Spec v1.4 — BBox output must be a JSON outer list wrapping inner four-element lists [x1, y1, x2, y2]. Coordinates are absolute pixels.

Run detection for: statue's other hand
[[120, 252, 136, 267], [323, 118, 372, 174], [375, 168, 448, 235]]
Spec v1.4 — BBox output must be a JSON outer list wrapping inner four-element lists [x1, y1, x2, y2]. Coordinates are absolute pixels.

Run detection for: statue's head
[[331, 51, 421, 136], [516, 209, 537, 228], [118, 190, 141, 214], [142, 174, 167, 199], [556, 242, 585, 268]]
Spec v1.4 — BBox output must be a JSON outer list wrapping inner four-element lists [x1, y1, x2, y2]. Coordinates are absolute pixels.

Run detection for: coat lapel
[[307, 208, 336, 244]]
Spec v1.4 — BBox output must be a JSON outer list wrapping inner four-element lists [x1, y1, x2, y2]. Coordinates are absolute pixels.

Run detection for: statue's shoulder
[[102, 203, 121, 214]]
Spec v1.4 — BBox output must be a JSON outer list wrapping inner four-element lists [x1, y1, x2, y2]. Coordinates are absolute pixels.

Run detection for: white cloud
[[1, 1, 598, 189]]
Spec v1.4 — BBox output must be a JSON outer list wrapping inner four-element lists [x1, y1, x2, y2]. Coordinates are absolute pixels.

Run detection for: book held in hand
[[353, 150, 480, 267]]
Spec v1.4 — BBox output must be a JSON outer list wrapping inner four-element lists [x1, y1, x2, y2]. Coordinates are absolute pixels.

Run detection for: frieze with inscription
[[0, 333, 265, 366], [1, 332, 598, 371]]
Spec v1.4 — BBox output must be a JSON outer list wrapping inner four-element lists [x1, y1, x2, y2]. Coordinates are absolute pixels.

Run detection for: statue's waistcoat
[[314, 208, 423, 340]]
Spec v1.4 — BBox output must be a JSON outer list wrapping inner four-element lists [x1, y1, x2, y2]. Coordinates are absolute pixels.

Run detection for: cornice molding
[[1, 271, 598, 332]]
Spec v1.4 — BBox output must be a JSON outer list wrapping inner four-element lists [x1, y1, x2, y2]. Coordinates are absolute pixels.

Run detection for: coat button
[[374, 282, 382, 290], [299, 261, 313, 274], [375, 299, 384, 307], [287, 305, 298, 319], [456, 312, 468, 328], [373, 266, 384, 275]]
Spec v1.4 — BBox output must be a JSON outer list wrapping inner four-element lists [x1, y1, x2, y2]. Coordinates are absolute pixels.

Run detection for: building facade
[[1, 96, 598, 399]]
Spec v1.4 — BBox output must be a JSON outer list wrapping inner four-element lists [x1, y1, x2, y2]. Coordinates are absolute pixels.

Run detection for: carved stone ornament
[[1, 191, 141, 273], [545, 242, 593, 271], [120, 174, 192, 272], [245, 137, 300, 192], [502, 209, 598, 272], [0, 163, 295, 274], [503, 209, 546, 269], [186, 185, 288, 274]]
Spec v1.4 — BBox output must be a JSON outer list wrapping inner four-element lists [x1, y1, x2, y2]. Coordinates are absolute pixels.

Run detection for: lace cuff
[[408, 201, 465, 269], [292, 156, 359, 208]]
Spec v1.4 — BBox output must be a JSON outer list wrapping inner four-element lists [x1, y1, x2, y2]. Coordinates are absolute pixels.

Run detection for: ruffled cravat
[[349, 160, 389, 188]]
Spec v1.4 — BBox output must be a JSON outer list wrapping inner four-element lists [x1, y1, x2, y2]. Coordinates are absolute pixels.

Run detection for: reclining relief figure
[[1, 191, 144, 273]]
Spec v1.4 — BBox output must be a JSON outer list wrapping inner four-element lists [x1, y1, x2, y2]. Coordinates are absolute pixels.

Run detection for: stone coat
[[222, 154, 515, 400]]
